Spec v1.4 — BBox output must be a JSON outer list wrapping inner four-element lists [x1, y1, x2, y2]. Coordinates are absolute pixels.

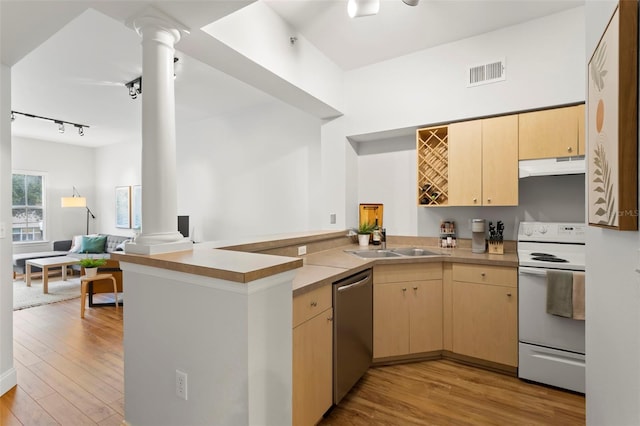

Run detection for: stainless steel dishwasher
[[333, 268, 373, 404]]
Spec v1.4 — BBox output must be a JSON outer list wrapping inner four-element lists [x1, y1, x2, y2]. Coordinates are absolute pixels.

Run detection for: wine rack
[[417, 125, 449, 206]]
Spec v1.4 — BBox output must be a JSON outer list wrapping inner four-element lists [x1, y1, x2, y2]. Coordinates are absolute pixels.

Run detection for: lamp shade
[[348, 0, 379, 18], [61, 196, 87, 208]]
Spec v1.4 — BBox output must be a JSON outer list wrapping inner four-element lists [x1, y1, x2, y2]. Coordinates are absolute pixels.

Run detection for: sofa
[[13, 234, 131, 301]]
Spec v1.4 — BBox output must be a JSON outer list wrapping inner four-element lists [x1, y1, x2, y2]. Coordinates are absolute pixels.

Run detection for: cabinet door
[[482, 115, 519, 206], [409, 280, 443, 354], [519, 106, 579, 159], [374, 282, 409, 358], [293, 308, 333, 426], [452, 281, 517, 366], [448, 120, 482, 206], [577, 103, 585, 155]]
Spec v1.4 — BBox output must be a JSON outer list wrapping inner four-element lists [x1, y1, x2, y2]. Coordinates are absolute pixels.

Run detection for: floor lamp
[[61, 187, 96, 235]]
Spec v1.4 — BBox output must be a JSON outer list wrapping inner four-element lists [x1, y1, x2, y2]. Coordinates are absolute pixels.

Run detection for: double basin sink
[[347, 247, 443, 259]]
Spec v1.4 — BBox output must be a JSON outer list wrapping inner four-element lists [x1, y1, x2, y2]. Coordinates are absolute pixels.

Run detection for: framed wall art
[[588, 0, 638, 231], [132, 185, 142, 230], [115, 186, 131, 229]]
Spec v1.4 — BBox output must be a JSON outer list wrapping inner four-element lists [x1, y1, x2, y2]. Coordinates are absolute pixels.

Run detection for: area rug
[[13, 277, 81, 310]]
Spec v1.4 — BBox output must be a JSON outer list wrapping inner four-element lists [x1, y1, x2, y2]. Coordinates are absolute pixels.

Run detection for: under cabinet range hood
[[519, 156, 586, 178]]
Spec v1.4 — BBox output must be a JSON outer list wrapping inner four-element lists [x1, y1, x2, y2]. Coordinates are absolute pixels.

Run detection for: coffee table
[[26, 256, 80, 294]]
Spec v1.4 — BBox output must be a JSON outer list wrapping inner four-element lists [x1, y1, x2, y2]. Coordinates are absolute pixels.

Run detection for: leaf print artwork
[[593, 143, 616, 226], [590, 41, 608, 92]]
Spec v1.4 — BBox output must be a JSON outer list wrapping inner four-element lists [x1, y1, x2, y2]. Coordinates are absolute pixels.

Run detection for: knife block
[[488, 241, 504, 255]]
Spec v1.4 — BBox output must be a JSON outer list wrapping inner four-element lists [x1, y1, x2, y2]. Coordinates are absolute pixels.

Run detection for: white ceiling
[[2, 0, 584, 147]]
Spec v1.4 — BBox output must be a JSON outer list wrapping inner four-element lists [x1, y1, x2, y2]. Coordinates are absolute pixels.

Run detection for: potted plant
[[357, 221, 376, 247], [79, 257, 107, 277]]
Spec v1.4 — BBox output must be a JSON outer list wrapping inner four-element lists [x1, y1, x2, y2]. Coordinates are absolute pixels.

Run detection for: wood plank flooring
[[320, 360, 585, 426], [2, 296, 585, 426], [1, 295, 124, 426]]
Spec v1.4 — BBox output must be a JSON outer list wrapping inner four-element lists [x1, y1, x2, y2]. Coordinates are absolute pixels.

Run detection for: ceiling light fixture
[[125, 57, 180, 100], [348, 0, 418, 18], [348, 0, 379, 18], [10, 111, 90, 136]]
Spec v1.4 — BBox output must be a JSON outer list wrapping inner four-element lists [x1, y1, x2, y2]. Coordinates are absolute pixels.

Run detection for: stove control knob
[[538, 225, 548, 234], [523, 226, 533, 236]]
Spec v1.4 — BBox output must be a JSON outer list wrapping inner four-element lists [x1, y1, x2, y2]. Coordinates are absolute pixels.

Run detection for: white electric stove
[[517, 222, 586, 394]]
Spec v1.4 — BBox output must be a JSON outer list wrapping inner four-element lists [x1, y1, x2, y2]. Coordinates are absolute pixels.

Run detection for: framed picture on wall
[[115, 186, 131, 229], [587, 1, 638, 230], [132, 185, 142, 230]]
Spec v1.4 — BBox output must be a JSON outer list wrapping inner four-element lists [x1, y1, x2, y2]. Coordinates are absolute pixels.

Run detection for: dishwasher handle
[[337, 275, 371, 292]]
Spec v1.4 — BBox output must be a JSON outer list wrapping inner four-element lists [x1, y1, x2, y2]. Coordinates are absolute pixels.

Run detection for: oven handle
[[518, 266, 548, 277]]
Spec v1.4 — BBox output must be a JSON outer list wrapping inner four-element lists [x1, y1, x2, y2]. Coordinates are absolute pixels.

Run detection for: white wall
[[94, 142, 140, 239], [11, 136, 96, 252], [0, 63, 17, 396], [585, 1, 640, 425], [176, 101, 322, 242], [344, 6, 585, 137]]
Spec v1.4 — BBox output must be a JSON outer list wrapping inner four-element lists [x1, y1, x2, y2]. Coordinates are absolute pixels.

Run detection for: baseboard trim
[[0, 366, 17, 396]]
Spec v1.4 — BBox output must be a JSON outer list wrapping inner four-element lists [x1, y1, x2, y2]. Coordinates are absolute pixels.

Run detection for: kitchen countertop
[[291, 243, 518, 296], [112, 232, 518, 293]]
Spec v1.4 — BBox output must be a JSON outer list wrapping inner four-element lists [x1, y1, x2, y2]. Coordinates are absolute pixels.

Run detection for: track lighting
[[402, 0, 419, 5], [11, 111, 89, 137], [125, 57, 180, 99]]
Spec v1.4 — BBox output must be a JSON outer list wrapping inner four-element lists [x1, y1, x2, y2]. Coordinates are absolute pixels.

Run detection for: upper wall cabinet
[[518, 104, 585, 160], [446, 116, 519, 206]]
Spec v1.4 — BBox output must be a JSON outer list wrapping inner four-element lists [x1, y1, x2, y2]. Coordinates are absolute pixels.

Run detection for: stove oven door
[[518, 266, 585, 354]]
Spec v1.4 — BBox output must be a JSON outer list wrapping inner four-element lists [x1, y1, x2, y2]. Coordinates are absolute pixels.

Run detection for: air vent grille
[[467, 59, 506, 87]]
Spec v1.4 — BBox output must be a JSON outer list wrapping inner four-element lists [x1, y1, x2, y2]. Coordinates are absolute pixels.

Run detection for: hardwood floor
[[1, 296, 124, 426], [321, 360, 585, 426], [2, 297, 585, 426]]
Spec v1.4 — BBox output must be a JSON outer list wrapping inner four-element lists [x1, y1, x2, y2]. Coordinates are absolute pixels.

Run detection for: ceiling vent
[[467, 59, 506, 87]]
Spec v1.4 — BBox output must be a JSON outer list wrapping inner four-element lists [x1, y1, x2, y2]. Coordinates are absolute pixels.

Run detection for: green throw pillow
[[80, 235, 107, 254]]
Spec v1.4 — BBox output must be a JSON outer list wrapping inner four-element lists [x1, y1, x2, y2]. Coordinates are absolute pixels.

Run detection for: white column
[[126, 14, 192, 255]]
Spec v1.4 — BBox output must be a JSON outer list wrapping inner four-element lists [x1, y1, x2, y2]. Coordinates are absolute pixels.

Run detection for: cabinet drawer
[[452, 264, 516, 287], [374, 263, 442, 284], [293, 284, 332, 328]]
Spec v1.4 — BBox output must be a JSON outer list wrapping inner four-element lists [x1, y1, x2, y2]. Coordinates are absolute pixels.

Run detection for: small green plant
[[79, 257, 107, 268], [357, 221, 376, 234]]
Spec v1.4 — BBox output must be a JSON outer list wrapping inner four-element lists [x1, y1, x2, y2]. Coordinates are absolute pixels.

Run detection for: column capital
[[129, 7, 190, 44]]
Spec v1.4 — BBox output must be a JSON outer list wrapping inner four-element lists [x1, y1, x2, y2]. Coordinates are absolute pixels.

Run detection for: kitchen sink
[[346, 250, 403, 258], [347, 247, 443, 259], [390, 247, 441, 257]]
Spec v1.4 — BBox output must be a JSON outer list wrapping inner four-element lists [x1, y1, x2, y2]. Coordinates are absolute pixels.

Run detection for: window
[[12, 172, 45, 242]]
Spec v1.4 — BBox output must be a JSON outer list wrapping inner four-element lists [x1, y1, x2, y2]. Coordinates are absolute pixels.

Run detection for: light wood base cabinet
[[450, 264, 518, 367], [373, 264, 443, 359], [293, 284, 333, 426]]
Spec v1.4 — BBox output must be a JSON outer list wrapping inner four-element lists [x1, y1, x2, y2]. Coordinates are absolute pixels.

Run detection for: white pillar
[[126, 14, 192, 255]]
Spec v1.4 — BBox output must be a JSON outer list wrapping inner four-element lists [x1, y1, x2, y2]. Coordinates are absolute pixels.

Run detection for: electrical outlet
[[330, 213, 336, 224], [0, 222, 5, 239], [176, 370, 188, 400], [297, 245, 307, 256]]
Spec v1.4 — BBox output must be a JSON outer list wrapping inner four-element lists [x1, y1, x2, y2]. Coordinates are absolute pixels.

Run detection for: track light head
[[77, 125, 84, 136], [125, 77, 142, 100], [10, 112, 15, 122], [57, 121, 65, 133], [402, 0, 419, 5]]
